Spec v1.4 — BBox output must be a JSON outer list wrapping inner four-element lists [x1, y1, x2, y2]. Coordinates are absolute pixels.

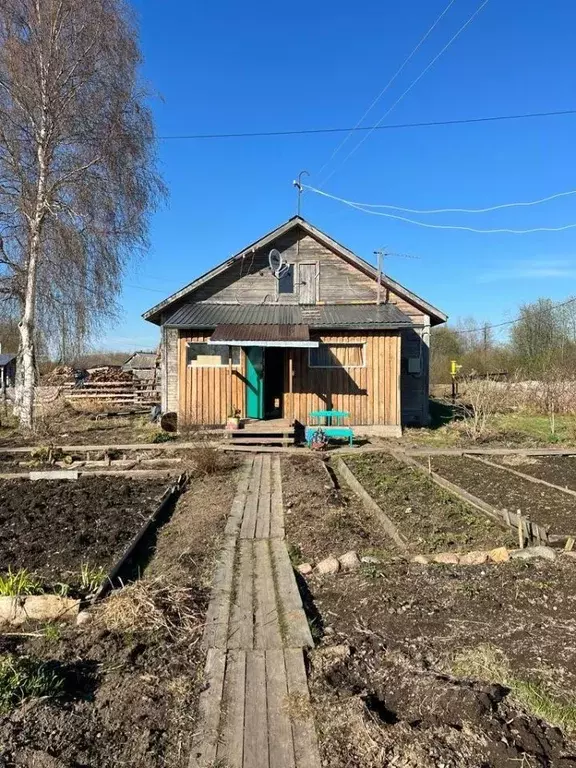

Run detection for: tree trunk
[[18, 225, 41, 431]]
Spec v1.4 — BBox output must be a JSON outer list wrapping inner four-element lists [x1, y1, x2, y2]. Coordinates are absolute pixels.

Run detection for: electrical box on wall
[[407, 357, 421, 375]]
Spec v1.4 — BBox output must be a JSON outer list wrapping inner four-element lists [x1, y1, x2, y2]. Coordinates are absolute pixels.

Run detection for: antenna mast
[[293, 170, 310, 216]]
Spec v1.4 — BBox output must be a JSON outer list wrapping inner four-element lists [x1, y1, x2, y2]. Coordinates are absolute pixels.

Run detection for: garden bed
[[282, 456, 395, 564], [431, 455, 576, 534], [307, 556, 576, 767], [0, 464, 238, 768], [493, 454, 576, 492], [0, 476, 170, 589], [345, 452, 514, 554]]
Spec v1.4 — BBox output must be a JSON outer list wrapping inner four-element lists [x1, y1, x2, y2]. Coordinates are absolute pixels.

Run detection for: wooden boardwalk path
[[190, 455, 320, 768]]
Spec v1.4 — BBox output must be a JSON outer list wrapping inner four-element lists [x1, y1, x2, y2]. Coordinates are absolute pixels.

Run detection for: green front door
[[245, 347, 264, 419]]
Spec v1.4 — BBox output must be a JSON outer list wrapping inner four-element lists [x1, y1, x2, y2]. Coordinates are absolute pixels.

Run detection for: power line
[[452, 296, 576, 335], [303, 185, 576, 234], [155, 108, 576, 141], [315, 0, 459, 179], [320, 0, 492, 186], [304, 185, 576, 215]]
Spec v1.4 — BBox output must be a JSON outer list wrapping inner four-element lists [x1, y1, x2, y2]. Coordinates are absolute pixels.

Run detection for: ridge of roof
[[143, 216, 447, 326]]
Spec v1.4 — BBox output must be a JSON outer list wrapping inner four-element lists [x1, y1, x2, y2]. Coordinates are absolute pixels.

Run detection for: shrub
[[191, 446, 223, 475]]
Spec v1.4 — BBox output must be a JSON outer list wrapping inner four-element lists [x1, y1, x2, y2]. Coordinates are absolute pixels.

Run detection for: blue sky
[[105, 0, 576, 350]]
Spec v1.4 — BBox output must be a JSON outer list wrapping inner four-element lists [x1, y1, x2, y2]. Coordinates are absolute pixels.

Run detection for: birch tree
[[0, 0, 163, 428]]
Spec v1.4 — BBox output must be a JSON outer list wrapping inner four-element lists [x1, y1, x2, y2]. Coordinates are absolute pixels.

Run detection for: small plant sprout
[[0, 655, 64, 714], [79, 564, 106, 595], [0, 568, 42, 597]]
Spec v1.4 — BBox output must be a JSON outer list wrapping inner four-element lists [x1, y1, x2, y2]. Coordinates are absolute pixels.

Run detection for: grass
[[287, 542, 304, 567], [79, 563, 107, 595], [0, 654, 64, 714], [452, 644, 576, 734], [0, 568, 42, 597]]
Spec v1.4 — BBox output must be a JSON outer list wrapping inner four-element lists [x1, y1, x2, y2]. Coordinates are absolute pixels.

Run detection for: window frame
[[186, 342, 241, 368], [308, 341, 366, 369], [276, 263, 295, 296]]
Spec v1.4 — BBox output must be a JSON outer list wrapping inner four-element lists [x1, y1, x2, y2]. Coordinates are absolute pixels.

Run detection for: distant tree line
[[431, 297, 576, 385]]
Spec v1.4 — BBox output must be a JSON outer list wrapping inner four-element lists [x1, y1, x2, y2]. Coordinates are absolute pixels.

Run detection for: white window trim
[[308, 341, 366, 369], [186, 342, 241, 369]]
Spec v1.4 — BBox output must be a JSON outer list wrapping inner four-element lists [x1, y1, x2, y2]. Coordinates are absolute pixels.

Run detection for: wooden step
[[227, 437, 294, 445], [227, 429, 294, 437]]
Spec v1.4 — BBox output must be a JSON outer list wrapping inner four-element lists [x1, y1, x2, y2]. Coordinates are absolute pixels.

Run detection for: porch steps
[[226, 437, 295, 446]]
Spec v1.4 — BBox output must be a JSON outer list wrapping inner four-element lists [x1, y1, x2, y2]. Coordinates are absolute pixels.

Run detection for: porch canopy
[[209, 323, 319, 348]]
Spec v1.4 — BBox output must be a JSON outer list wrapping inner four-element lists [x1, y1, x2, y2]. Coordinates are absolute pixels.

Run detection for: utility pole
[[373, 247, 420, 306], [292, 170, 310, 217]]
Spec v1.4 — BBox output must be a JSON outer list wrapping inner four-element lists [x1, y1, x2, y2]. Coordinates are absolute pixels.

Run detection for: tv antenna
[[268, 248, 290, 279], [373, 248, 420, 306], [292, 170, 310, 216]]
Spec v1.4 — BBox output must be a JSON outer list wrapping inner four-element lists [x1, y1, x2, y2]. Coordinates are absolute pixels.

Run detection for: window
[[277, 264, 295, 295], [309, 343, 365, 368], [187, 343, 240, 367]]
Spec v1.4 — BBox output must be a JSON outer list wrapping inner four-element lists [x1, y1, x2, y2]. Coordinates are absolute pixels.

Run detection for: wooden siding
[[178, 331, 247, 426], [187, 228, 422, 315], [285, 332, 401, 426], [177, 331, 401, 427]]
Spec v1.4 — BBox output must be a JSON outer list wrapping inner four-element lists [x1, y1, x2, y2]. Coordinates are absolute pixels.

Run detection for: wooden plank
[[30, 469, 79, 481], [266, 649, 296, 768], [228, 540, 254, 650], [243, 650, 269, 768], [225, 458, 254, 537], [271, 539, 313, 649], [203, 538, 236, 649], [270, 456, 285, 539], [284, 649, 321, 768], [254, 539, 283, 650], [217, 650, 246, 768], [335, 458, 409, 552], [255, 455, 272, 539], [240, 455, 263, 539], [189, 648, 226, 768]]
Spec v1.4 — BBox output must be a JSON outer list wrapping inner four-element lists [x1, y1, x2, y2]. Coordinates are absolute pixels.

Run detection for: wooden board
[[217, 650, 246, 768], [271, 539, 313, 649], [189, 648, 227, 768], [255, 454, 272, 538], [202, 538, 236, 649], [243, 650, 269, 768], [228, 540, 254, 650], [284, 649, 322, 768], [225, 458, 254, 537], [266, 649, 296, 768], [270, 456, 285, 538], [254, 539, 283, 650]]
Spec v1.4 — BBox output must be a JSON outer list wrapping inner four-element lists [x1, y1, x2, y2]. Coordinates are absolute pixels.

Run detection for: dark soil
[[493, 455, 576, 492], [431, 456, 576, 534], [282, 456, 395, 563], [0, 467, 237, 768], [308, 557, 576, 767], [0, 476, 170, 585], [346, 452, 514, 553]]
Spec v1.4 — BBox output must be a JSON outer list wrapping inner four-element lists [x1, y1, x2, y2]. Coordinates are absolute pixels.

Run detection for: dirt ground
[[344, 452, 514, 554], [282, 455, 396, 563], [284, 455, 576, 767], [0, 463, 238, 768], [431, 455, 576, 534], [493, 455, 576, 492], [0, 476, 170, 586]]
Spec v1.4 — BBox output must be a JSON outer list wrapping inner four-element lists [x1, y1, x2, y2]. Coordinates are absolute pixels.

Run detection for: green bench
[[305, 410, 354, 447]]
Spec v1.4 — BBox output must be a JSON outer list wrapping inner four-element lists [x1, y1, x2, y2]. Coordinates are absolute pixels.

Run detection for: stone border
[[0, 595, 80, 626]]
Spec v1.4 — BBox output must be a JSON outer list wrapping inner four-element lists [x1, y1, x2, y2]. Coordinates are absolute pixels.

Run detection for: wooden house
[[143, 217, 446, 436], [0, 353, 17, 391]]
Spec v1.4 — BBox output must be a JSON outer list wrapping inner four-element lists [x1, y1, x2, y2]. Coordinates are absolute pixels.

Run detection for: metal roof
[[0, 353, 16, 367], [164, 302, 414, 330], [122, 351, 157, 370]]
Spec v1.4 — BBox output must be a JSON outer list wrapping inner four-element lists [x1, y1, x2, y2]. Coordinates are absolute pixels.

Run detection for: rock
[[339, 550, 361, 570], [412, 555, 431, 565], [297, 562, 313, 576], [361, 555, 382, 564], [316, 556, 340, 575], [459, 550, 489, 566], [563, 551, 576, 560], [510, 546, 557, 562], [488, 547, 510, 563], [316, 644, 350, 661], [433, 552, 460, 565], [76, 610, 93, 626]]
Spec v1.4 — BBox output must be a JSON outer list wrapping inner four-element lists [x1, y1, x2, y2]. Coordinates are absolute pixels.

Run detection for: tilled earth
[[493, 455, 576, 492], [0, 466, 237, 768], [431, 455, 576, 534], [345, 452, 515, 553], [0, 476, 170, 584]]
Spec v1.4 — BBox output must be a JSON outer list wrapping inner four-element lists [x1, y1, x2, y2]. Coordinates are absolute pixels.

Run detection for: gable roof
[[0, 353, 16, 367], [143, 216, 447, 326]]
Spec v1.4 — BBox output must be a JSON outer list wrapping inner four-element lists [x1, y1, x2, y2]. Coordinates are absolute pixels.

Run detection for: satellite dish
[[268, 248, 290, 279]]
